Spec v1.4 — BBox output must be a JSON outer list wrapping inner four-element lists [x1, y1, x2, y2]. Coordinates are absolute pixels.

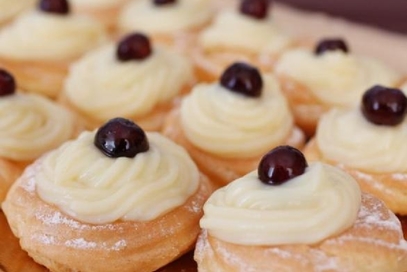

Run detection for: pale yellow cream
[[180, 75, 293, 158], [36, 131, 200, 224], [200, 162, 361, 245], [64, 43, 193, 121], [200, 10, 291, 55], [0, 0, 35, 25], [119, 0, 211, 34], [0, 93, 76, 161], [316, 107, 407, 173], [276, 49, 401, 107], [0, 10, 106, 61], [402, 82, 407, 93], [71, 0, 127, 9]]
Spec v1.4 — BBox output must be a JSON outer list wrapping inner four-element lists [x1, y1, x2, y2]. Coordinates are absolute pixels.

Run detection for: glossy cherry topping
[[0, 69, 16, 97], [315, 38, 349, 55], [258, 145, 308, 186], [38, 0, 70, 15], [153, 0, 176, 6], [361, 85, 407, 126], [240, 0, 269, 20], [220, 62, 263, 98], [94, 118, 149, 158], [116, 33, 152, 62]]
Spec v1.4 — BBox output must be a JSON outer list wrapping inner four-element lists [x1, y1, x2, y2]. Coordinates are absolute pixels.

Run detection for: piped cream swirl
[[36, 131, 200, 224], [0, 10, 106, 61], [180, 75, 293, 158], [316, 107, 407, 173], [0, 93, 75, 161], [71, 0, 128, 9], [64, 44, 193, 121], [0, 0, 35, 24], [119, 0, 211, 33], [200, 162, 361, 245], [200, 10, 291, 54], [276, 49, 401, 107]]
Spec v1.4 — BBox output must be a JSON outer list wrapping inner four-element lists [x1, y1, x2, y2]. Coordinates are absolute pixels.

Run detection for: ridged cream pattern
[[119, 0, 211, 33], [0, 0, 34, 24], [64, 44, 193, 121], [71, 0, 127, 8], [316, 107, 407, 173], [200, 10, 291, 54], [0, 93, 75, 161], [200, 162, 361, 245], [0, 10, 106, 61], [36, 131, 200, 224], [180, 75, 293, 158], [276, 49, 401, 107]]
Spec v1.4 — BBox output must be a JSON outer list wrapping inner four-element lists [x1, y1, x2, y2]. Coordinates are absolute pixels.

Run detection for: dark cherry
[[38, 0, 70, 15], [116, 33, 152, 62], [94, 118, 149, 158], [220, 62, 263, 98], [0, 69, 16, 97], [240, 0, 269, 20], [315, 38, 349, 55], [258, 146, 308, 186], [361, 85, 407, 126], [153, 0, 176, 6]]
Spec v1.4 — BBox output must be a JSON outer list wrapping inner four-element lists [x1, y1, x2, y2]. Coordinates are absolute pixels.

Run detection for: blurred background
[[275, 0, 407, 34]]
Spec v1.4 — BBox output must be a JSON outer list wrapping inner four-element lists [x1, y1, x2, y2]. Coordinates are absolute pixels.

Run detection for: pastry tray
[[1, 3, 406, 272]]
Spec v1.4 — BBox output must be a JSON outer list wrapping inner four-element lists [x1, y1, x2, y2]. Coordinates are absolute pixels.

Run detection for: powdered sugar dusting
[[310, 249, 340, 272], [335, 235, 407, 251], [356, 195, 400, 231], [65, 238, 127, 251], [21, 173, 36, 193], [352, 170, 393, 194], [325, 194, 407, 251], [265, 248, 292, 259], [35, 210, 120, 231], [266, 248, 310, 266], [216, 245, 255, 272], [36, 211, 83, 229], [65, 238, 97, 249], [20, 162, 42, 193], [32, 234, 56, 245], [111, 240, 127, 251], [391, 173, 407, 181], [32, 233, 128, 251], [194, 230, 209, 260], [188, 200, 202, 214]]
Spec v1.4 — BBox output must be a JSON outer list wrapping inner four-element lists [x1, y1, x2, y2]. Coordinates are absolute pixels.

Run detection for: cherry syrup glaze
[[315, 38, 349, 55], [258, 145, 308, 185], [38, 0, 70, 15], [0, 69, 16, 97], [94, 118, 149, 158], [220, 62, 263, 98], [361, 85, 407, 126], [153, 0, 176, 6], [116, 33, 152, 62], [240, 0, 269, 20]]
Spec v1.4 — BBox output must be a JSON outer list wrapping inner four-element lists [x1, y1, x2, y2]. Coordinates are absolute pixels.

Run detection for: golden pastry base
[[0, 211, 197, 272]]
